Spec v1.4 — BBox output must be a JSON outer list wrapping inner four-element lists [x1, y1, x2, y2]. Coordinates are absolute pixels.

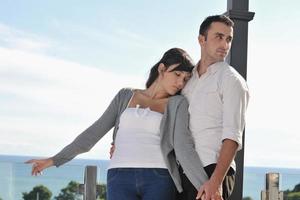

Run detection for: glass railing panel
[[0, 156, 109, 200], [2, 156, 299, 200]]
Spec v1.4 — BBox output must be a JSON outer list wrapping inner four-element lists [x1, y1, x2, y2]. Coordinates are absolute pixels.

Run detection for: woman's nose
[[177, 78, 185, 89]]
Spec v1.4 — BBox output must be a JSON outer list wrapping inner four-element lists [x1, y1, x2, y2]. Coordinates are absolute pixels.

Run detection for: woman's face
[[160, 63, 192, 95]]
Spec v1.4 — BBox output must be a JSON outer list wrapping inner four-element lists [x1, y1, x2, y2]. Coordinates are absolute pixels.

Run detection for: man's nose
[[222, 39, 230, 50]]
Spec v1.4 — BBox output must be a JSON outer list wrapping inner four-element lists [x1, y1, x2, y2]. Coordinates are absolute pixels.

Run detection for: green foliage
[[292, 183, 300, 192], [97, 184, 107, 200], [243, 197, 253, 200], [286, 192, 300, 200], [54, 181, 80, 200], [22, 185, 52, 200], [54, 181, 107, 200], [284, 183, 300, 200]]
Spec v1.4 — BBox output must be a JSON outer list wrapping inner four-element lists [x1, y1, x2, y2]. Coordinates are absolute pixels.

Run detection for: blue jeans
[[107, 168, 176, 200]]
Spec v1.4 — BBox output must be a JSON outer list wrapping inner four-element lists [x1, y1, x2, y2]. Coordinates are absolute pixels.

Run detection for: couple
[[26, 15, 249, 200]]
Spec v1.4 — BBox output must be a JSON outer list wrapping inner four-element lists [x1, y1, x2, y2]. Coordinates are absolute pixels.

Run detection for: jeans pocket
[[152, 168, 171, 178], [107, 168, 119, 182]]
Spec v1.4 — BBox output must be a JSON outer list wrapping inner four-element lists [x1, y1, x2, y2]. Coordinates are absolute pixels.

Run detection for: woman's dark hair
[[146, 48, 194, 88]]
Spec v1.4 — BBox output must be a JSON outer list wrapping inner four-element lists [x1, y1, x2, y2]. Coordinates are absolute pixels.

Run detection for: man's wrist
[[210, 173, 224, 187]]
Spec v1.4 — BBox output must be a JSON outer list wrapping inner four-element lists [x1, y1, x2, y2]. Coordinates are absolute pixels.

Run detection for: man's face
[[199, 22, 233, 62]]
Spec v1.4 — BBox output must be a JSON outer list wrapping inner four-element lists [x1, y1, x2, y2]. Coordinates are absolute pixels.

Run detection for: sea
[[0, 154, 299, 200]]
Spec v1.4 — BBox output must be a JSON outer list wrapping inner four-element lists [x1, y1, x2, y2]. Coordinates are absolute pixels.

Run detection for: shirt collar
[[193, 61, 227, 77]]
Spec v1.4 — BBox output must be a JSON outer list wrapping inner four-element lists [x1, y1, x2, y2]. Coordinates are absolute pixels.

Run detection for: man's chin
[[214, 57, 225, 62], [215, 53, 227, 61]]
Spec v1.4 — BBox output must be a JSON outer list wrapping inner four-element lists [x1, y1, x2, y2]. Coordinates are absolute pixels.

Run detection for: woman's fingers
[[25, 159, 36, 164], [27, 160, 37, 175], [109, 145, 115, 159], [26, 159, 45, 176], [26, 158, 53, 176], [32, 163, 40, 176]]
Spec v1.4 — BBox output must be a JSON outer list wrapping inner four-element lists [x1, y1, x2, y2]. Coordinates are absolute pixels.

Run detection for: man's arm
[[197, 73, 249, 200], [196, 139, 238, 200]]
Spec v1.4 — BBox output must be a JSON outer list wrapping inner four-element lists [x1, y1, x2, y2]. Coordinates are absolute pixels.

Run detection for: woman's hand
[[25, 158, 54, 176], [109, 143, 115, 159]]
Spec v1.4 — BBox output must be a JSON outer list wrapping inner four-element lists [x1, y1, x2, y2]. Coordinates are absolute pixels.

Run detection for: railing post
[[261, 173, 284, 200], [84, 165, 97, 200]]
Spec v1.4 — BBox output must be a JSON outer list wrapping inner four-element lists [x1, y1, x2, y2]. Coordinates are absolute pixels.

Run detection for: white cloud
[[0, 23, 146, 159], [244, 128, 300, 168], [47, 19, 158, 50], [0, 23, 54, 52], [244, 34, 300, 168], [0, 45, 144, 159]]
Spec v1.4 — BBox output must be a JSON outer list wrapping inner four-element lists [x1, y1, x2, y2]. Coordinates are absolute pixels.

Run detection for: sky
[[1, 0, 300, 169]]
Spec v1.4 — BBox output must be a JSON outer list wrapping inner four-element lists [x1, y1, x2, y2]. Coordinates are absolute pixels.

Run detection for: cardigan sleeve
[[52, 89, 124, 167], [173, 98, 208, 189]]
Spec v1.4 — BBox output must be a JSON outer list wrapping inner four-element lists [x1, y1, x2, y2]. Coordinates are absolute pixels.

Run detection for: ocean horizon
[[0, 154, 299, 200]]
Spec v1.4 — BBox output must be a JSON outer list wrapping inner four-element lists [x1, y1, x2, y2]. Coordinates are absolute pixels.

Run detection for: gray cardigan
[[52, 88, 208, 192]]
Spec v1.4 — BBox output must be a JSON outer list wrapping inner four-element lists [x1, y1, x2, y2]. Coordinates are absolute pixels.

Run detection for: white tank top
[[108, 106, 167, 169]]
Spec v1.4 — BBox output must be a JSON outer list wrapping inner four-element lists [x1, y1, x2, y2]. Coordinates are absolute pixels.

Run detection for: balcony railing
[[0, 160, 106, 200], [1, 158, 299, 200]]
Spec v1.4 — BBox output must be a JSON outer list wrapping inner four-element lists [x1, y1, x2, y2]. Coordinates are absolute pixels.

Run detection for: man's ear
[[158, 63, 166, 74], [198, 35, 205, 46]]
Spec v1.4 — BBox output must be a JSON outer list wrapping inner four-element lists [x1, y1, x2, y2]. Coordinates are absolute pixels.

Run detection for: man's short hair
[[199, 15, 234, 37]]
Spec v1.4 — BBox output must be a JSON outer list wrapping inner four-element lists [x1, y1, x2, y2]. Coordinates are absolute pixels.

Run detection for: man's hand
[[196, 139, 237, 200], [196, 178, 223, 200]]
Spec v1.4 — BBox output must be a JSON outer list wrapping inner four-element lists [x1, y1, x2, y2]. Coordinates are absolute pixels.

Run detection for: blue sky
[[1, 0, 300, 168]]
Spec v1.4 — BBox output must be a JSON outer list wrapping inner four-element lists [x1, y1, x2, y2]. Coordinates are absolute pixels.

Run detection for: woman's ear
[[158, 63, 166, 74]]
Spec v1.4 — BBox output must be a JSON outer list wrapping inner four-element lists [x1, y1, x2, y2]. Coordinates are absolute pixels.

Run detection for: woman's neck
[[143, 82, 169, 99]]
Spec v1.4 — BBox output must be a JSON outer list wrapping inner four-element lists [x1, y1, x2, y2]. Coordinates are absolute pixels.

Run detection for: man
[[179, 15, 249, 200]]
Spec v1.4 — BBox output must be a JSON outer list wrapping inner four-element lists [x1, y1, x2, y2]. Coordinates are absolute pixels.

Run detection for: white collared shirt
[[182, 61, 249, 170]]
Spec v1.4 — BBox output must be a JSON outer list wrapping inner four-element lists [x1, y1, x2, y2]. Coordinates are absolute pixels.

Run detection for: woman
[[26, 48, 208, 200]]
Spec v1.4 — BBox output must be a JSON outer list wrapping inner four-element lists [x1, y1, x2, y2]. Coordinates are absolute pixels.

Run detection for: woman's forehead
[[166, 63, 180, 71]]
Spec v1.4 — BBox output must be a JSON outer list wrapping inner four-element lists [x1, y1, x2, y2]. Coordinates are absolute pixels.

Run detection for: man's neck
[[197, 58, 217, 76]]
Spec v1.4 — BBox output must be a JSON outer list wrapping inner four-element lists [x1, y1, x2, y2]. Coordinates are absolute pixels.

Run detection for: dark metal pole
[[224, 0, 254, 199]]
